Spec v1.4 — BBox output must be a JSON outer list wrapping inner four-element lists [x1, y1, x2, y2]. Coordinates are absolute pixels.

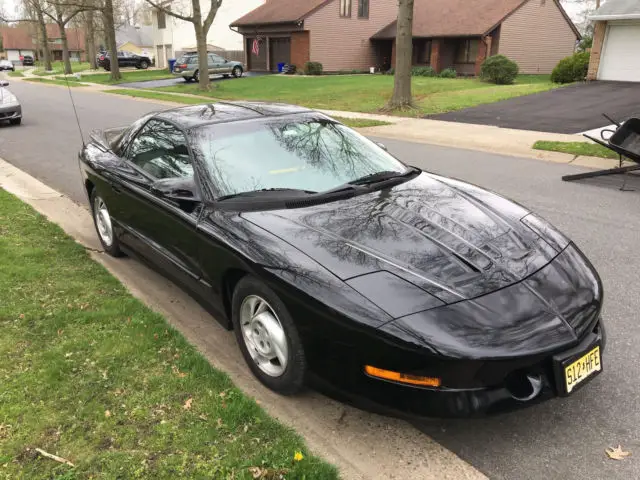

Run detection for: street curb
[[0, 157, 487, 480]]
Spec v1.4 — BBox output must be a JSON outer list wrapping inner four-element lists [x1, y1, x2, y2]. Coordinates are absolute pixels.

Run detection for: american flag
[[252, 35, 263, 56]]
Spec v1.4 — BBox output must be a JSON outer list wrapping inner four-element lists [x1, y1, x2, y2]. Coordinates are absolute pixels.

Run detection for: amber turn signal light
[[364, 365, 441, 387]]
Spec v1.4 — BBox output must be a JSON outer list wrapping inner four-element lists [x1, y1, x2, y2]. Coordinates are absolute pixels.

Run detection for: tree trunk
[[191, 0, 210, 91], [34, 1, 52, 71], [58, 19, 73, 74], [194, 24, 210, 90], [387, 0, 414, 110], [103, 0, 121, 80], [86, 10, 97, 70]]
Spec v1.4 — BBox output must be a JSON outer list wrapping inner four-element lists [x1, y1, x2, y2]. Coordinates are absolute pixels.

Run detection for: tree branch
[[144, 0, 193, 23], [203, 0, 222, 32]]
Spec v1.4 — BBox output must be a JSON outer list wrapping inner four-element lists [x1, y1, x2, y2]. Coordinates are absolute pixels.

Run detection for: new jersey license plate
[[564, 345, 601, 393]]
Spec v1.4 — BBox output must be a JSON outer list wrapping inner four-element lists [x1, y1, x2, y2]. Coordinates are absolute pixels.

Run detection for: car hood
[[242, 172, 566, 309]]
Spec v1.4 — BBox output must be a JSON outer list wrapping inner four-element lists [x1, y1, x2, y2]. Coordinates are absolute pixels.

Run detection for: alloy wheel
[[239, 295, 288, 377], [93, 196, 114, 247]]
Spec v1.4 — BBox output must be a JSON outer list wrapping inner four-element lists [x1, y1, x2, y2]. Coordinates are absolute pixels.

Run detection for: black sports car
[[78, 102, 605, 417]]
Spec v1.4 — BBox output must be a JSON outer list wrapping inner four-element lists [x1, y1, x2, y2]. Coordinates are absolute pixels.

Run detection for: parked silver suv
[[173, 53, 244, 82]]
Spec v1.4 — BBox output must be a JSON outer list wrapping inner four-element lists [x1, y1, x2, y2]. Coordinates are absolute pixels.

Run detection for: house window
[[358, 0, 369, 18], [157, 10, 166, 29], [340, 0, 352, 17], [455, 39, 479, 63]]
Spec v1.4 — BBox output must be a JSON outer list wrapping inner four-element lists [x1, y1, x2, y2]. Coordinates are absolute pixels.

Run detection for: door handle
[[111, 184, 122, 194]]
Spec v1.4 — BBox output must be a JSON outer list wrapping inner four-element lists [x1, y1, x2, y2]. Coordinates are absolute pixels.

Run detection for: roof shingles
[[231, 0, 329, 26], [373, 0, 527, 39]]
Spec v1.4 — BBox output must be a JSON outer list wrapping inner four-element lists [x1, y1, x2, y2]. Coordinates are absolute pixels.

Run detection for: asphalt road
[[2, 80, 640, 480], [430, 81, 640, 134]]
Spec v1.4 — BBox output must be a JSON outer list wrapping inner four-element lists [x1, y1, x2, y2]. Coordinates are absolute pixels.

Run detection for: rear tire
[[90, 190, 123, 257], [232, 276, 306, 395], [193, 70, 199, 82]]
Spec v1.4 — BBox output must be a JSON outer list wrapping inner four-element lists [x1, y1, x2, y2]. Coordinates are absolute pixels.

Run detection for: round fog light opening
[[506, 372, 543, 402]]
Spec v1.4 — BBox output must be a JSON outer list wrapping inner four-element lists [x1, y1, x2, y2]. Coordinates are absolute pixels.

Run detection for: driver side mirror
[[0, 80, 9, 87], [151, 177, 201, 210], [376, 142, 387, 151]]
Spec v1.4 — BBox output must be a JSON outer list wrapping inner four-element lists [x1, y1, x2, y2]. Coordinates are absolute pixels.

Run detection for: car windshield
[[192, 116, 409, 198]]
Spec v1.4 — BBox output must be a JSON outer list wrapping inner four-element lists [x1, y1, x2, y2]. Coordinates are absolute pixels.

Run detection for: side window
[[125, 120, 193, 180], [208, 54, 216, 64], [211, 54, 224, 63]]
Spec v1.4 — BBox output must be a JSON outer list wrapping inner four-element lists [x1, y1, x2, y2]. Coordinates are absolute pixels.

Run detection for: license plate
[[564, 345, 601, 393]]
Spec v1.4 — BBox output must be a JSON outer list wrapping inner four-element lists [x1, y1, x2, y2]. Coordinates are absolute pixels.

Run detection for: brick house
[[230, 0, 397, 72], [231, 0, 580, 74], [587, 0, 640, 82], [1, 24, 85, 64], [373, 0, 581, 75]]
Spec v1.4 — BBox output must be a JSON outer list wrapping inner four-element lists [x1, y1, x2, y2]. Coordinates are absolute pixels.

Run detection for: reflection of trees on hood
[[267, 119, 379, 179]]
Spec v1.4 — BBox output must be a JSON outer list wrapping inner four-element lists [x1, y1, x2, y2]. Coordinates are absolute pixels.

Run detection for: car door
[[207, 54, 218, 75], [117, 119, 209, 297], [211, 54, 228, 74]]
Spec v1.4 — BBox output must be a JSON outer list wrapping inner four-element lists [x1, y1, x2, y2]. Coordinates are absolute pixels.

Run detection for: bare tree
[[50, 0, 121, 79], [83, 9, 97, 69], [43, 3, 86, 74], [385, 0, 414, 110], [144, 0, 222, 90]]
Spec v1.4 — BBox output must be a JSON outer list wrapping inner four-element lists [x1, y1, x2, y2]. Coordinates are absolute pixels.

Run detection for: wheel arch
[[221, 268, 249, 327]]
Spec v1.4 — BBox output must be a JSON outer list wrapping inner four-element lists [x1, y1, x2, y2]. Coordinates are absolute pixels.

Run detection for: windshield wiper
[[348, 167, 418, 186], [217, 188, 316, 201]]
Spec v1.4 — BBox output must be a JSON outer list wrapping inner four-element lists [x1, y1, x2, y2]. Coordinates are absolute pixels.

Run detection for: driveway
[[429, 81, 640, 134], [117, 71, 269, 89]]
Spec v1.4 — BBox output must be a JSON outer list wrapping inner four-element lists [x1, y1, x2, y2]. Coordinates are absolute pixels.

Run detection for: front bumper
[[312, 319, 605, 418], [0, 104, 21, 120]]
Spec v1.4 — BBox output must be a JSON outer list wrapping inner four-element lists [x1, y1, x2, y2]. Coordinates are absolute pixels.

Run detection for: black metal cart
[[561, 114, 640, 182]]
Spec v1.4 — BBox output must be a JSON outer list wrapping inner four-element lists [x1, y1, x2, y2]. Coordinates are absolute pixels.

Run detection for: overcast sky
[[0, 0, 592, 28]]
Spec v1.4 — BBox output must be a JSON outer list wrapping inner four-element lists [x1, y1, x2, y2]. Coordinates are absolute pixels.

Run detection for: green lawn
[[533, 140, 619, 159], [330, 116, 392, 128], [24, 77, 89, 87], [0, 188, 338, 479], [32, 61, 93, 76], [154, 74, 560, 116], [80, 69, 175, 85], [7, 70, 24, 77]]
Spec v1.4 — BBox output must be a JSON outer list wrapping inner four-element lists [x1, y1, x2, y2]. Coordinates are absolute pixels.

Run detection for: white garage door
[[598, 23, 640, 82]]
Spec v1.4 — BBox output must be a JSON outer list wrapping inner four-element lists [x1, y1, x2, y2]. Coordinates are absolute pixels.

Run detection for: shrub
[[551, 51, 590, 84], [411, 66, 436, 77], [303, 61, 323, 75], [439, 68, 457, 78], [480, 55, 519, 84], [386, 67, 395, 75]]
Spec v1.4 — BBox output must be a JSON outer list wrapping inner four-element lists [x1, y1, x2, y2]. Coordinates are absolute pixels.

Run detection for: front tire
[[232, 66, 243, 78], [139, 60, 149, 69], [90, 190, 123, 257], [232, 276, 306, 395]]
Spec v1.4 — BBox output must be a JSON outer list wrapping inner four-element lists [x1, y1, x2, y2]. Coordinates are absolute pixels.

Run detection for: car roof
[[152, 101, 314, 128]]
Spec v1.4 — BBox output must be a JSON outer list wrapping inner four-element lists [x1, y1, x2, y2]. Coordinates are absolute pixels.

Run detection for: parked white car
[[0, 80, 22, 126]]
